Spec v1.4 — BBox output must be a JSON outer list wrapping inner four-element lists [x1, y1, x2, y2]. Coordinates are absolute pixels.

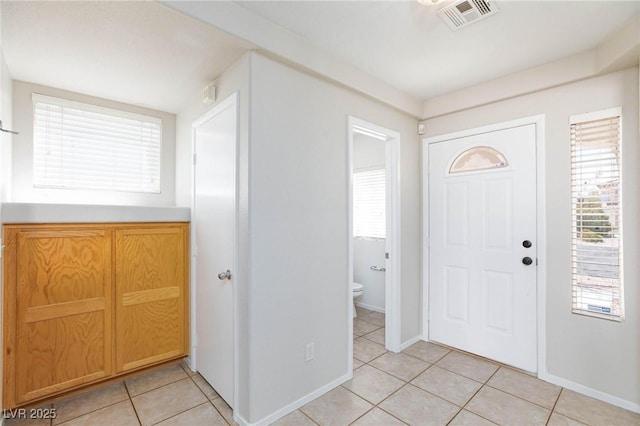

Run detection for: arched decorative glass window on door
[[449, 146, 508, 174]]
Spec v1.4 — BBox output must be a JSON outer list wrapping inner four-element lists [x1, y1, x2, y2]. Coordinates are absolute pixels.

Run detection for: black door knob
[[522, 240, 532, 248], [522, 257, 533, 265]]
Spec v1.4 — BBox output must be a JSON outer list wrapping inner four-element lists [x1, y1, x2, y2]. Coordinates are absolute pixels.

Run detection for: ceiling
[[235, 0, 639, 100], [2, 1, 638, 115], [1, 1, 254, 113]]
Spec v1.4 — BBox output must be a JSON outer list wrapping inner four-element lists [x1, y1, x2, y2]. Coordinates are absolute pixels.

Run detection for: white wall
[[0, 0, 8, 412], [11, 81, 177, 206], [163, 1, 423, 118], [353, 133, 386, 312], [247, 52, 420, 423], [1, 56, 12, 203], [174, 51, 420, 424], [423, 68, 639, 408]]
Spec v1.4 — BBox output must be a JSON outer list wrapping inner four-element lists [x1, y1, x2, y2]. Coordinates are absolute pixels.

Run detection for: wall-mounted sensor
[[202, 83, 216, 105]]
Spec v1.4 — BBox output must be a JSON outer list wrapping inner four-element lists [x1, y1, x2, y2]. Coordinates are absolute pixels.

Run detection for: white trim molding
[[354, 301, 385, 314], [539, 372, 640, 414], [399, 335, 423, 352], [348, 116, 403, 355], [235, 373, 352, 426]]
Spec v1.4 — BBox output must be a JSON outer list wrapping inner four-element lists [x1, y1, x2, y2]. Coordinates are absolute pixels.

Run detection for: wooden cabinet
[[3, 223, 189, 409]]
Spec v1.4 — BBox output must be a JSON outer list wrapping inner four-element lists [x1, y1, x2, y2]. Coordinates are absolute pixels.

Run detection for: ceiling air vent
[[437, 0, 499, 31]]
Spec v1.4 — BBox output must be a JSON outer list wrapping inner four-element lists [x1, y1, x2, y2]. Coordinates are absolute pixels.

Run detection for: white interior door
[[428, 124, 537, 372], [194, 95, 237, 406]]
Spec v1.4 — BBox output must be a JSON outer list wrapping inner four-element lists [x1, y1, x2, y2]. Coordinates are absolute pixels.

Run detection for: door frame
[[190, 92, 240, 410], [421, 114, 547, 374], [347, 116, 402, 364]]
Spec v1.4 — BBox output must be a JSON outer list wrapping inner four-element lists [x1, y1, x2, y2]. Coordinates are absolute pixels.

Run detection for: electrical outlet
[[305, 342, 314, 361]]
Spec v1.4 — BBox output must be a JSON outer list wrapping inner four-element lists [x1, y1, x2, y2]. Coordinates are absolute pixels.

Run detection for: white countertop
[[1, 203, 190, 224]]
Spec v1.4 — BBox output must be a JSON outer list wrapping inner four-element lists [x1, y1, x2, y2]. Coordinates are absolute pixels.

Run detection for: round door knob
[[218, 269, 232, 280], [522, 240, 532, 248], [522, 257, 533, 265]]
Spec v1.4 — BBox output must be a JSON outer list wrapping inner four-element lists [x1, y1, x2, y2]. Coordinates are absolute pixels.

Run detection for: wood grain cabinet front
[[2, 223, 189, 409]]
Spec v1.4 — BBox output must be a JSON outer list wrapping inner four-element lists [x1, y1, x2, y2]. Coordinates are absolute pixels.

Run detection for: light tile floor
[[4, 307, 639, 426], [3, 363, 233, 426], [281, 307, 640, 426]]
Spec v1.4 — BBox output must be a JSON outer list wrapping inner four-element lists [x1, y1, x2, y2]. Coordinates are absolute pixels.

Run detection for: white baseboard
[[183, 356, 195, 373], [399, 335, 423, 351], [355, 302, 385, 314], [234, 373, 352, 426], [539, 371, 640, 414]]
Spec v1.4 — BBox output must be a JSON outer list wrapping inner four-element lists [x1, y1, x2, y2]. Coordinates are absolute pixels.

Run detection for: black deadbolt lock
[[522, 257, 533, 265], [522, 240, 532, 248]]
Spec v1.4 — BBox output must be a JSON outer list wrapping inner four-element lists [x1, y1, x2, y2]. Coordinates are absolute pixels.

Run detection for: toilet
[[353, 282, 364, 318]]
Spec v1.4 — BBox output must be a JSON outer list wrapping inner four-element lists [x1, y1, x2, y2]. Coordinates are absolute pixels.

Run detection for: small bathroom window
[[449, 146, 508, 174], [353, 168, 386, 239]]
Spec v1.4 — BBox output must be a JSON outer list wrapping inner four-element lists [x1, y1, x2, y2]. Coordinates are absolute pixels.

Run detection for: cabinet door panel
[[115, 227, 186, 372], [119, 299, 183, 371], [14, 229, 112, 404], [18, 313, 108, 402]]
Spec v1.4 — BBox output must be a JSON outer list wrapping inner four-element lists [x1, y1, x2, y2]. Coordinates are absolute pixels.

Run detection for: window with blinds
[[33, 94, 161, 193], [353, 168, 386, 239], [570, 108, 623, 321]]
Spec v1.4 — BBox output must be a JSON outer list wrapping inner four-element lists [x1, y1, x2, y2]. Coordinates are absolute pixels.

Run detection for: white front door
[[194, 94, 237, 406], [428, 124, 537, 372]]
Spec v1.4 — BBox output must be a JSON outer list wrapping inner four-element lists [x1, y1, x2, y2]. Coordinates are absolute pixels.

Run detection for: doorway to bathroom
[[348, 117, 401, 367]]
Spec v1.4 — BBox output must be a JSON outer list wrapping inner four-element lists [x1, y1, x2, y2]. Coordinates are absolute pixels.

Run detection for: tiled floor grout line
[[297, 407, 321, 425], [454, 366, 504, 426], [149, 401, 208, 426], [374, 405, 410, 426], [363, 358, 431, 383], [128, 376, 191, 403], [186, 374, 233, 425], [358, 331, 383, 343], [482, 381, 560, 412], [353, 329, 383, 340], [553, 396, 604, 426], [341, 401, 373, 426], [54, 393, 132, 426], [347, 338, 417, 426], [344, 380, 412, 426], [400, 348, 452, 365], [444, 403, 466, 425], [123, 380, 143, 426]]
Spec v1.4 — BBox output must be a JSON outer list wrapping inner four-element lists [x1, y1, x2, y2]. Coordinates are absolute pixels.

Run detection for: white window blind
[[570, 108, 623, 321], [353, 169, 386, 239], [33, 94, 161, 193]]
